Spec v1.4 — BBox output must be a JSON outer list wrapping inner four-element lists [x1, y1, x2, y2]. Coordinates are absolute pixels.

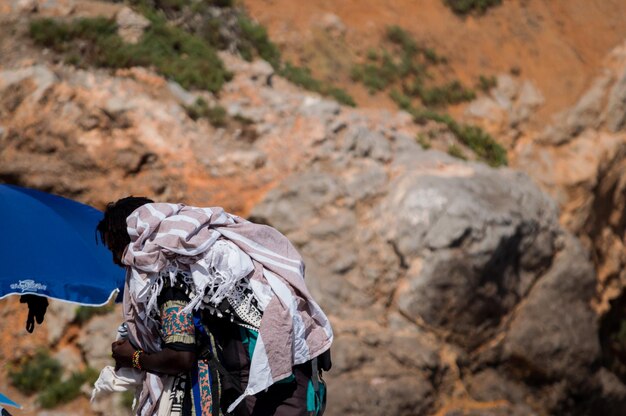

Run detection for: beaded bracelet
[[132, 349, 144, 370]]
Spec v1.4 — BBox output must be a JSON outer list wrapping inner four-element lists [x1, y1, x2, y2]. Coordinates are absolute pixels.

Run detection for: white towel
[[91, 366, 142, 402]]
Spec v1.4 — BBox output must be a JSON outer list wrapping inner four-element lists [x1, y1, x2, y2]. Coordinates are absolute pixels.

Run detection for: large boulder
[[251, 112, 609, 414]]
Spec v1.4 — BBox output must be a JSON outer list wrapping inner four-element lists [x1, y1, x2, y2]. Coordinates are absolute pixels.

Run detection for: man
[[98, 197, 332, 415]]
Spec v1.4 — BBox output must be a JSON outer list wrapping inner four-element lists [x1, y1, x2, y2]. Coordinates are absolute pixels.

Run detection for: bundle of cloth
[[117, 203, 333, 414]]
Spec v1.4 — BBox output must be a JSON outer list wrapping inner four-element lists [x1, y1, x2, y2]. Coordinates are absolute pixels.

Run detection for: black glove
[[20, 294, 49, 333]]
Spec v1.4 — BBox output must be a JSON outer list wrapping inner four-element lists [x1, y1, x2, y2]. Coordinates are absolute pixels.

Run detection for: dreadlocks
[[97, 196, 154, 265]]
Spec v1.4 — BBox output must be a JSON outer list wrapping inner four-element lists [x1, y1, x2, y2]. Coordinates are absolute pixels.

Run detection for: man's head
[[97, 196, 154, 266]]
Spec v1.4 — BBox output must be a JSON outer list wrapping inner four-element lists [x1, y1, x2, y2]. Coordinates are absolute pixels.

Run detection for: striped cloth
[[120, 203, 333, 415]]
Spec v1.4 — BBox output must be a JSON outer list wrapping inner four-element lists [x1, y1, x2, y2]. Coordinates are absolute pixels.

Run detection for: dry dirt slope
[[242, 0, 626, 126]]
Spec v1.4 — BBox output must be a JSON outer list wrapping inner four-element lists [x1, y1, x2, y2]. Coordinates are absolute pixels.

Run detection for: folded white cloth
[[91, 366, 142, 402]]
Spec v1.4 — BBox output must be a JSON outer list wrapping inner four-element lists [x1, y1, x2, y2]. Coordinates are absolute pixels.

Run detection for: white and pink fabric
[[120, 203, 333, 415]]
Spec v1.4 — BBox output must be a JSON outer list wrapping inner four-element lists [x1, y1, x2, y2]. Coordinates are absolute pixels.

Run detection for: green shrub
[[416, 133, 431, 149], [412, 107, 452, 124], [366, 48, 378, 61], [233, 114, 254, 125], [29, 17, 118, 52], [390, 89, 413, 111], [29, 15, 231, 93], [325, 86, 356, 107], [184, 98, 228, 126], [410, 108, 507, 167], [281, 62, 356, 107], [385, 25, 418, 55], [423, 47, 445, 64], [38, 368, 99, 409], [198, 16, 226, 49], [238, 16, 282, 69], [452, 123, 507, 167], [9, 351, 62, 395], [352, 27, 428, 94], [10, 350, 99, 408], [350, 62, 393, 93], [444, 0, 502, 15], [416, 80, 476, 107], [205, 105, 228, 127], [280, 63, 321, 91], [447, 144, 467, 160], [353, 24, 457, 106], [478, 75, 497, 92], [135, 14, 231, 92]]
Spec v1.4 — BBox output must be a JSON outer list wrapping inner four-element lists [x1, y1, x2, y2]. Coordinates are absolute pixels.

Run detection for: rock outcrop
[[250, 109, 607, 415], [512, 40, 626, 319]]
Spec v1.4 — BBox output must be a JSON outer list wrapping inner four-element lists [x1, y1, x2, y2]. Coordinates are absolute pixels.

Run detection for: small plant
[[281, 63, 356, 107], [184, 98, 228, 127], [444, 0, 503, 15], [352, 26, 431, 95], [10, 350, 99, 408], [366, 48, 378, 61], [423, 47, 445, 64], [410, 108, 507, 167], [233, 114, 254, 125], [452, 123, 507, 167], [325, 86, 357, 107], [385, 25, 418, 53], [280, 63, 321, 92], [353, 25, 475, 110], [234, 16, 354, 106], [478, 75, 497, 92], [447, 144, 467, 160], [390, 89, 413, 111], [412, 107, 451, 125], [350, 61, 395, 93], [38, 368, 99, 409], [237, 16, 282, 70], [9, 351, 62, 395], [416, 133, 431, 149], [415, 80, 476, 107]]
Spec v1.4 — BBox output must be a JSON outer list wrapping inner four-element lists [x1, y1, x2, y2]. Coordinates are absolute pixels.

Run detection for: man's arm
[[111, 339, 196, 375]]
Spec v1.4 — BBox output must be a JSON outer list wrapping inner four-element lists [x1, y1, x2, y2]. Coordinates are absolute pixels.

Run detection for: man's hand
[[111, 339, 196, 375], [111, 339, 135, 370]]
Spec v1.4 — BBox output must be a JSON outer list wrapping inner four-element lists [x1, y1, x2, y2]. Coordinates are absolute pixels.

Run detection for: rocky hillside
[[1, 1, 626, 415]]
